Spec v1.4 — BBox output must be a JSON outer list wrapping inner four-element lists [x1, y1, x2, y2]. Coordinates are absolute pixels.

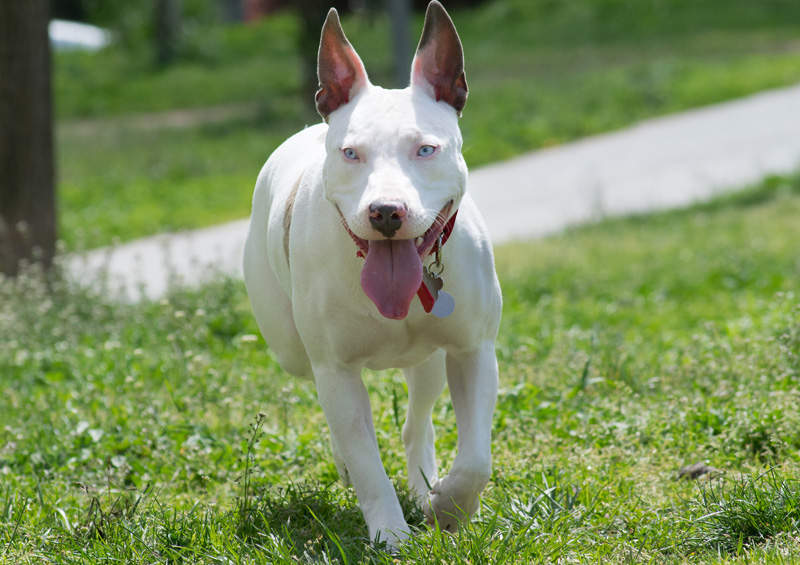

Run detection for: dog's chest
[[320, 311, 452, 370]]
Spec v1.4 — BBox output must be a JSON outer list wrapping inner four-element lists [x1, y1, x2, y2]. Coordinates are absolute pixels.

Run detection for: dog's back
[[243, 124, 328, 378]]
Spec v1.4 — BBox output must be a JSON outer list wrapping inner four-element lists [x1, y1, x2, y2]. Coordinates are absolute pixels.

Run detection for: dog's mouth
[[339, 201, 453, 320]]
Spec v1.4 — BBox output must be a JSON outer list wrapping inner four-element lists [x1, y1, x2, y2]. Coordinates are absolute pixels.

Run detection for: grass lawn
[[56, 0, 800, 249], [2, 174, 799, 562]]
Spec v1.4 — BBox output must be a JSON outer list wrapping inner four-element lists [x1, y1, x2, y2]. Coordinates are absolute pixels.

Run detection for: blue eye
[[342, 147, 359, 161], [417, 145, 437, 158]]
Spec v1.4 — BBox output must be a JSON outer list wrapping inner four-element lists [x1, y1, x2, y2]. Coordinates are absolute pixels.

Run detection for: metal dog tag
[[431, 290, 455, 318], [422, 267, 443, 303]]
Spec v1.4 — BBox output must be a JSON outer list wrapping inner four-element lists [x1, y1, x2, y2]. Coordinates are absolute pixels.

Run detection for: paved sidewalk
[[470, 83, 800, 241], [68, 83, 800, 300]]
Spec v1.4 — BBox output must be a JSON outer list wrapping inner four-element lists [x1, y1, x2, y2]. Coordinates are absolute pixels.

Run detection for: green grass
[[690, 471, 800, 555], [58, 117, 286, 249], [3, 174, 800, 562], [55, 0, 800, 249]]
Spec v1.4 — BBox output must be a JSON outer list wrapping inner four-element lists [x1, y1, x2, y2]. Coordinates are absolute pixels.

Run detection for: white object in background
[[49, 19, 111, 51]]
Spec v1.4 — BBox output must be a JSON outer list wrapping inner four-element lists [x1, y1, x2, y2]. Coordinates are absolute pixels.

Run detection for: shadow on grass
[[26, 480, 425, 563], [236, 481, 426, 563]]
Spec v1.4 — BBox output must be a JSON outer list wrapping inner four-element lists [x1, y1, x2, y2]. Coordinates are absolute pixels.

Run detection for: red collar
[[429, 209, 458, 255], [417, 210, 457, 313]]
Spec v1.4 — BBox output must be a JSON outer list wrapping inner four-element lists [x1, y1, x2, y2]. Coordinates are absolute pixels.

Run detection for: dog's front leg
[[425, 341, 498, 531], [314, 366, 409, 546], [403, 350, 447, 505]]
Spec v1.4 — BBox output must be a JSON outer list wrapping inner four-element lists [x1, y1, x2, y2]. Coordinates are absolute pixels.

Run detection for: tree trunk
[[154, 0, 182, 66], [0, 0, 56, 277], [296, 0, 328, 114], [220, 0, 244, 22], [388, 0, 411, 87]]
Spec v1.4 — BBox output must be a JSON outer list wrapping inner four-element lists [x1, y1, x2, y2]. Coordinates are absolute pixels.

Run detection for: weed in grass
[[233, 412, 426, 560], [689, 470, 800, 556], [236, 411, 266, 530], [81, 482, 151, 542]]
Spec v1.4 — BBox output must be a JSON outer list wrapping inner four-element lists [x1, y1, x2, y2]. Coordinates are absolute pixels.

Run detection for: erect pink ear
[[410, 1, 468, 116], [315, 8, 369, 121]]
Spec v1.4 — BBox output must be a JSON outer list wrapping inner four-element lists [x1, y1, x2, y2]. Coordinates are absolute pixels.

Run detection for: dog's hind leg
[[243, 177, 312, 378], [402, 349, 447, 506]]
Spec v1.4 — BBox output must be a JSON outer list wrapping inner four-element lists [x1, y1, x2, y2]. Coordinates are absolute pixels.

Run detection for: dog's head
[[316, 1, 468, 320]]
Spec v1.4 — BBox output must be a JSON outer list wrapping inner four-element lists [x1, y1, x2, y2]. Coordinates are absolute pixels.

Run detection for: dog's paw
[[373, 525, 409, 552], [422, 473, 483, 532]]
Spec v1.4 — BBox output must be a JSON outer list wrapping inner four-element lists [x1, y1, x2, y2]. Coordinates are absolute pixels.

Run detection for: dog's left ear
[[410, 1, 468, 116]]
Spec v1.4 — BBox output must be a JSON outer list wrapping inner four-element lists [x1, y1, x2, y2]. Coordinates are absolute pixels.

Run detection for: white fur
[[243, 38, 501, 550]]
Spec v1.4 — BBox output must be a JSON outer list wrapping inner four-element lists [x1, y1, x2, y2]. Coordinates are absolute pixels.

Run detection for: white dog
[[243, 1, 501, 547]]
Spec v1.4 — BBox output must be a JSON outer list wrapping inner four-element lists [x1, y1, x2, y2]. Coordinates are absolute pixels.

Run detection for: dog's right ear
[[315, 8, 368, 121]]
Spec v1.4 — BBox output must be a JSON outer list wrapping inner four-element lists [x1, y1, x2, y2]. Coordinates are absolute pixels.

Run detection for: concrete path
[[68, 83, 800, 300]]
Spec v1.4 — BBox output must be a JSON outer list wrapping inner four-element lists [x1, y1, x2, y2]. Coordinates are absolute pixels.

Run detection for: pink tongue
[[361, 239, 423, 319]]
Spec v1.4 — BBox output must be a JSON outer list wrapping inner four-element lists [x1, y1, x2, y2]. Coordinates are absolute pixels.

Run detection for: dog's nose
[[368, 201, 407, 238]]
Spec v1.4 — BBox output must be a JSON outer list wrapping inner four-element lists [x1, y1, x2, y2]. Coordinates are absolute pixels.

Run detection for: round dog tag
[[431, 291, 455, 318]]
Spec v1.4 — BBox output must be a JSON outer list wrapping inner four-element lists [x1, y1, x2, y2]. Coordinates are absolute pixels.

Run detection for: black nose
[[369, 201, 407, 238]]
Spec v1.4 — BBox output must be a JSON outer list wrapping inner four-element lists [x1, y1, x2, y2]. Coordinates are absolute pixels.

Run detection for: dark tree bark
[[0, 0, 56, 277], [154, 0, 182, 66], [51, 0, 86, 20], [388, 0, 411, 87], [220, 0, 244, 22], [296, 0, 329, 113]]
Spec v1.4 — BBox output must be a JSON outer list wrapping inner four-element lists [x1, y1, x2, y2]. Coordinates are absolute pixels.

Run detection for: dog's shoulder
[[247, 123, 328, 290], [259, 123, 328, 193], [251, 123, 327, 228], [272, 122, 328, 163]]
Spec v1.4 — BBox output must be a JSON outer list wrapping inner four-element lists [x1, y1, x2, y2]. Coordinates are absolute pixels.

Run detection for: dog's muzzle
[[338, 201, 454, 319]]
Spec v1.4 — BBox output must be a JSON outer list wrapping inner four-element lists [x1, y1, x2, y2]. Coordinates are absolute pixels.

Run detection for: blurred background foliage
[[48, 0, 800, 249], [54, 0, 220, 57], [51, 0, 800, 116]]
